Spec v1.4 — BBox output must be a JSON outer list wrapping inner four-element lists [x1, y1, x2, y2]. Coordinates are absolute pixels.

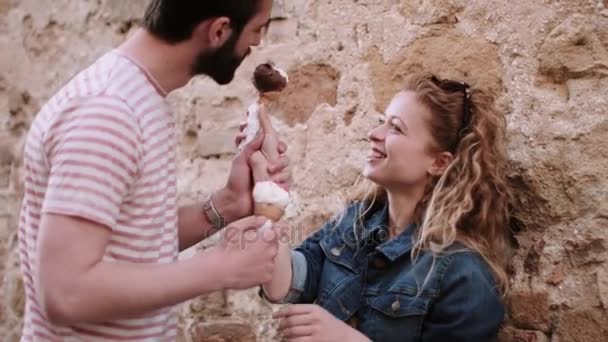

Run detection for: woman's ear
[[192, 17, 233, 49], [428, 151, 453, 176]]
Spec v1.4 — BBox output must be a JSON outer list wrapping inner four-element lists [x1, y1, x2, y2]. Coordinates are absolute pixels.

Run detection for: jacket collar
[[362, 202, 417, 262]]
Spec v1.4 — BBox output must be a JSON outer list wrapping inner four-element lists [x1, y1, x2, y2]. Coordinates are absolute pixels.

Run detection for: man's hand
[[222, 121, 290, 221], [213, 216, 280, 289], [273, 304, 372, 342], [178, 121, 290, 249], [235, 120, 290, 188]]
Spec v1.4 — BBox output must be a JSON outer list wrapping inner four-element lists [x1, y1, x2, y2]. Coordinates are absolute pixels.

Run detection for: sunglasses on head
[[430, 76, 473, 136]]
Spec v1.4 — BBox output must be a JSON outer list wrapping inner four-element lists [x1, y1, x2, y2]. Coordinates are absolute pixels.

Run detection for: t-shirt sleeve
[[41, 96, 140, 229]]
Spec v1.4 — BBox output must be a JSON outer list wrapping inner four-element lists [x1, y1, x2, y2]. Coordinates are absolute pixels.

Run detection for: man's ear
[[428, 151, 453, 176], [192, 17, 233, 49]]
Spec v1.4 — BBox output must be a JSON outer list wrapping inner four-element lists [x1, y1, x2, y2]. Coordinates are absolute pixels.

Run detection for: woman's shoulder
[[440, 248, 501, 296], [423, 249, 506, 340]]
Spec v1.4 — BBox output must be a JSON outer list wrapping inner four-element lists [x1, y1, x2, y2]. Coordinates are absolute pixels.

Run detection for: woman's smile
[[366, 146, 387, 161]]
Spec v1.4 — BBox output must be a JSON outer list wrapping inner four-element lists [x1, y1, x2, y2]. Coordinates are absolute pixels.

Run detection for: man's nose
[[252, 34, 263, 47]]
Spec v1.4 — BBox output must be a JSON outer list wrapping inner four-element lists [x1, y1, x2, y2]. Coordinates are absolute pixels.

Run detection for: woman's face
[[363, 91, 441, 190]]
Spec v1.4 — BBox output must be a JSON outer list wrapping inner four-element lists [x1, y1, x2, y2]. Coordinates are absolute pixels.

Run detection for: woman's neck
[[386, 182, 427, 238]]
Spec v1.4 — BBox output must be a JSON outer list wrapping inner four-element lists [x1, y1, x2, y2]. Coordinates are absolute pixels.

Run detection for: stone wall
[[1, 0, 607, 341]]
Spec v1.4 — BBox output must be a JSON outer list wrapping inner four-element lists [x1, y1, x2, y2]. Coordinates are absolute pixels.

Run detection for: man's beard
[[192, 32, 250, 85]]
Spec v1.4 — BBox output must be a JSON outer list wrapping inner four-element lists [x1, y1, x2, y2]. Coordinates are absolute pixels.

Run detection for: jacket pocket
[[316, 273, 362, 321], [315, 235, 363, 321], [367, 292, 430, 341], [369, 292, 429, 317], [319, 234, 359, 272]]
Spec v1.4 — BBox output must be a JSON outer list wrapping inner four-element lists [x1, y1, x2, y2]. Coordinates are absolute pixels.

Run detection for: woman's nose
[[368, 124, 385, 142]]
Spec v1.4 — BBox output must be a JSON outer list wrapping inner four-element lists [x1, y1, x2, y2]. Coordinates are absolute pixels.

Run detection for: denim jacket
[[282, 202, 504, 342]]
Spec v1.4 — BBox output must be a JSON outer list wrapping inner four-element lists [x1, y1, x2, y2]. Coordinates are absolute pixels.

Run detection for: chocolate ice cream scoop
[[253, 63, 288, 93]]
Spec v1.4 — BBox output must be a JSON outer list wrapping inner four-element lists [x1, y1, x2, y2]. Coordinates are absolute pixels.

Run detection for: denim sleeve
[[281, 220, 336, 304], [422, 253, 505, 342], [259, 250, 309, 304], [278, 250, 309, 303], [259, 220, 336, 304]]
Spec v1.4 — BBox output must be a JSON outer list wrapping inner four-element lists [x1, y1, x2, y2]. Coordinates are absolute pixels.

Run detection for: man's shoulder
[[60, 50, 151, 108], [45, 52, 123, 107], [68, 94, 134, 113], [43, 92, 141, 149], [52, 93, 137, 133]]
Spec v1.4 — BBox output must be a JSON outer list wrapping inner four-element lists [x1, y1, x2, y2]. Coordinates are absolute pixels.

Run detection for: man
[[17, 0, 287, 340]]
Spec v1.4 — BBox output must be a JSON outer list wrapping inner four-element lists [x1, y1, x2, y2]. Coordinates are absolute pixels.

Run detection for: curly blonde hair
[[345, 73, 512, 296]]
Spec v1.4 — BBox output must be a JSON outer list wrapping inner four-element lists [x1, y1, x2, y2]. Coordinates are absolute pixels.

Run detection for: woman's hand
[[235, 118, 291, 191], [273, 304, 371, 342]]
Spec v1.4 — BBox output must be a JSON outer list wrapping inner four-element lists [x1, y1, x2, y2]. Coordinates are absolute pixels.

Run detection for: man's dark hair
[[143, 0, 261, 43]]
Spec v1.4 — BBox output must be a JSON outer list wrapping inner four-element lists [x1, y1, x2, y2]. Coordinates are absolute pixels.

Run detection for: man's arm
[[35, 97, 279, 325], [177, 188, 244, 250], [37, 214, 276, 326]]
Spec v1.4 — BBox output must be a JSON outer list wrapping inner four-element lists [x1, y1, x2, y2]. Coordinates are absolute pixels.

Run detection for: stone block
[[509, 291, 551, 332], [546, 264, 566, 286], [499, 326, 548, 342], [192, 320, 256, 342], [197, 130, 239, 158], [400, 0, 462, 25], [367, 30, 503, 111], [538, 14, 608, 83], [598, 267, 608, 309], [555, 309, 608, 342], [275, 64, 340, 127]]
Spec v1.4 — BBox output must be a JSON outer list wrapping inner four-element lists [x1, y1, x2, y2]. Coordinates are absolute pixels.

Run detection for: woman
[[261, 73, 513, 342]]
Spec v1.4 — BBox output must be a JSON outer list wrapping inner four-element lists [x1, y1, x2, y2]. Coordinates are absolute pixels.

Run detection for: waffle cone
[[260, 91, 282, 103], [254, 202, 285, 222]]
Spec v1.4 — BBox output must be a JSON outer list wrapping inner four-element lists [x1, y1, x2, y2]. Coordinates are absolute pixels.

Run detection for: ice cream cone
[[259, 91, 282, 103], [254, 202, 285, 222]]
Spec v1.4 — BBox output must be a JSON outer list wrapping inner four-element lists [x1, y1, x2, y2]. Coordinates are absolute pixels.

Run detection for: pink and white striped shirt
[[18, 50, 179, 341]]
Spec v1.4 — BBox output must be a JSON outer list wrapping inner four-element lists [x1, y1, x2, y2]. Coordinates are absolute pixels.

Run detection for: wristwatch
[[202, 194, 226, 230]]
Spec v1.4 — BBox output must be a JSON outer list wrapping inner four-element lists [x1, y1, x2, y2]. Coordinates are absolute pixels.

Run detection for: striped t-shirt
[[18, 50, 179, 341]]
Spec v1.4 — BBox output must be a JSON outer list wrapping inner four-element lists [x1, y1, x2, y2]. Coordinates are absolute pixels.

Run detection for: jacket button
[[330, 247, 342, 256], [391, 299, 400, 312]]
